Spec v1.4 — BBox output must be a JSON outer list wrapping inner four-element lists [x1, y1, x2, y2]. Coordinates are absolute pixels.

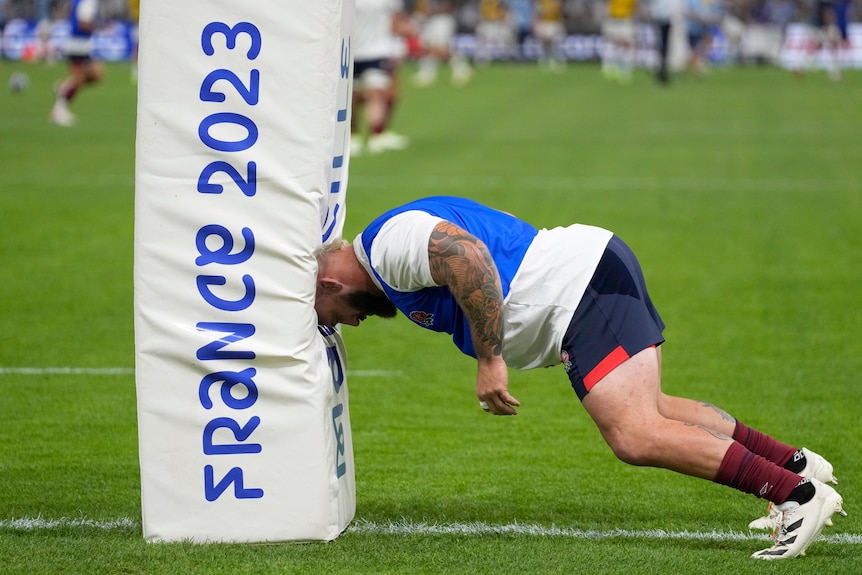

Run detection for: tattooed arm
[[427, 220, 521, 415]]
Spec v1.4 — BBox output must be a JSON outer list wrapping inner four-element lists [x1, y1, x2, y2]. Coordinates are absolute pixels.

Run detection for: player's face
[[315, 289, 396, 327]]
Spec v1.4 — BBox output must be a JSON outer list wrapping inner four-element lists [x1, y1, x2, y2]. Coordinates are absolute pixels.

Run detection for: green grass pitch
[[1, 60, 860, 574]]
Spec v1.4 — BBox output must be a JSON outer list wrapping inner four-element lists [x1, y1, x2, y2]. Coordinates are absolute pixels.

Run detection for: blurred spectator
[[684, 0, 724, 74], [760, 0, 796, 28], [601, 0, 639, 82], [50, 0, 104, 127], [352, 0, 415, 155], [413, 0, 473, 85], [534, 0, 568, 68]]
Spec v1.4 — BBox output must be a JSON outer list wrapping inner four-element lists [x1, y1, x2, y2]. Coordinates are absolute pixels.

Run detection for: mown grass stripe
[[0, 367, 134, 375]]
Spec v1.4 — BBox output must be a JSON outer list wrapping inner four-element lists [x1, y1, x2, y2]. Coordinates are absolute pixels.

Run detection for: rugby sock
[[56, 79, 77, 103], [714, 441, 803, 504], [732, 420, 799, 468], [784, 478, 816, 505]]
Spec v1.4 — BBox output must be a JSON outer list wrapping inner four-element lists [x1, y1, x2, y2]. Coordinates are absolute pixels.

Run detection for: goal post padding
[[133, 0, 354, 542]]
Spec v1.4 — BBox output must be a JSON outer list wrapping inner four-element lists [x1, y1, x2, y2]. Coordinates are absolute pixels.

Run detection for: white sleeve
[[369, 211, 442, 291]]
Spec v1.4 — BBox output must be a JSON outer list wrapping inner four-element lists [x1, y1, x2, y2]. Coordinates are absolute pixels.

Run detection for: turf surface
[[1, 60, 860, 574]]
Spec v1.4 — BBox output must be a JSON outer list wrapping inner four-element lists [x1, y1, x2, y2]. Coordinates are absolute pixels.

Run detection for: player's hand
[[476, 357, 520, 416]]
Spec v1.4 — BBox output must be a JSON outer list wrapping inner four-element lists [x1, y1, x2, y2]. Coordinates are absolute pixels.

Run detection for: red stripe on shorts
[[583, 346, 630, 392]]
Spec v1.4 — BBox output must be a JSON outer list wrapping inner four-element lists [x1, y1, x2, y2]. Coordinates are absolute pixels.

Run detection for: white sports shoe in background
[[50, 103, 76, 127], [748, 448, 838, 530], [751, 478, 846, 560], [366, 131, 408, 154]]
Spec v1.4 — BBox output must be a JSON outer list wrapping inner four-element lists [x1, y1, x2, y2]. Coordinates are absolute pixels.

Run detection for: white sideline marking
[[0, 517, 137, 530], [351, 519, 862, 544], [2, 517, 859, 545], [0, 367, 401, 377]]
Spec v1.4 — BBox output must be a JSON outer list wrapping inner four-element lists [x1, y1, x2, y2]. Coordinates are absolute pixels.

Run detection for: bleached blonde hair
[[313, 238, 350, 272]]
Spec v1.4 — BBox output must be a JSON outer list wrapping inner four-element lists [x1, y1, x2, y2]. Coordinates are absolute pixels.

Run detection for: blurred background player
[[351, 0, 415, 156], [475, 0, 515, 64], [508, 0, 535, 60], [128, 0, 139, 83], [413, 0, 473, 86], [601, 0, 639, 82], [648, 0, 675, 83], [534, 0, 568, 69], [50, 0, 103, 127], [798, 0, 850, 80], [684, 0, 724, 75]]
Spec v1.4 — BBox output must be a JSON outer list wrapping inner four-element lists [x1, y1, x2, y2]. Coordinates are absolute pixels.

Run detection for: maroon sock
[[714, 441, 802, 504], [732, 420, 798, 467]]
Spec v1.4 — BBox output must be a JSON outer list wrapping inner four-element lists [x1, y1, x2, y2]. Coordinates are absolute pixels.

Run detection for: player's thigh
[[581, 346, 662, 433]]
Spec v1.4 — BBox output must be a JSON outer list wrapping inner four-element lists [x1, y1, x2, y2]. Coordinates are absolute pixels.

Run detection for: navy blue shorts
[[353, 58, 394, 79], [561, 235, 665, 400]]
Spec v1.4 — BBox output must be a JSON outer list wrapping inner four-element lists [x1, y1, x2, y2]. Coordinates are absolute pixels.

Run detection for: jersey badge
[[409, 310, 434, 326]]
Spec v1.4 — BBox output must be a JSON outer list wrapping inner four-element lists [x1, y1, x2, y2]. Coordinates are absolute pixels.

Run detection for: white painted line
[[2, 516, 859, 545], [350, 519, 862, 544], [0, 517, 137, 530]]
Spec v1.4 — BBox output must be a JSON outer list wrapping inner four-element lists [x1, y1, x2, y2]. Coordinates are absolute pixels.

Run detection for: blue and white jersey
[[354, 196, 613, 369], [64, 0, 99, 57]]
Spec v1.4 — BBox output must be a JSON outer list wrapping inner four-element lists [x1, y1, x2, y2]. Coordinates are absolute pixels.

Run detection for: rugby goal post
[[133, 0, 355, 542]]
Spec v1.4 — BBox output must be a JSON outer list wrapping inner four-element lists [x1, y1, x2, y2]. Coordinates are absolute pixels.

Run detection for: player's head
[[314, 240, 397, 327]]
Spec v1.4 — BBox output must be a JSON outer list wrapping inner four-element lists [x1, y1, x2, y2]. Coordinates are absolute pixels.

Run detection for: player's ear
[[319, 278, 343, 294]]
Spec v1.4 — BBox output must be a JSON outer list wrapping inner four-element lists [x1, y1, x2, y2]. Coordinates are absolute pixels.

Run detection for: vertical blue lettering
[[196, 322, 256, 360], [203, 416, 263, 455], [332, 404, 346, 478], [204, 465, 264, 501]]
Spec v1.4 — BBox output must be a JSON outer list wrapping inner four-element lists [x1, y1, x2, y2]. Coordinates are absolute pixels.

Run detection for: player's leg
[[51, 58, 85, 126], [362, 62, 408, 153], [654, 348, 836, 485], [350, 66, 366, 155], [582, 347, 732, 478], [83, 59, 104, 86], [564, 235, 845, 558], [581, 347, 845, 559]]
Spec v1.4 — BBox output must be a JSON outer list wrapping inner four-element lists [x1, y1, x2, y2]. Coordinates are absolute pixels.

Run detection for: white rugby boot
[[366, 131, 408, 154], [50, 102, 76, 127], [748, 448, 837, 530], [751, 478, 846, 560]]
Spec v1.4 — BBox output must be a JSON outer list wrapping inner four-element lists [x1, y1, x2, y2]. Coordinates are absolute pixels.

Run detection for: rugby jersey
[[355, 196, 612, 369]]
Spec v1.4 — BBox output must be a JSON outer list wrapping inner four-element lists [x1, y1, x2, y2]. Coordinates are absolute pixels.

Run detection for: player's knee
[[603, 428, 659, 467]]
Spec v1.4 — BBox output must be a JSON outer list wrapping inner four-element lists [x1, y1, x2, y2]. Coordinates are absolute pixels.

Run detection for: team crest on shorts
[[561, 350, 573, 374], [409, 310, 434, 326]]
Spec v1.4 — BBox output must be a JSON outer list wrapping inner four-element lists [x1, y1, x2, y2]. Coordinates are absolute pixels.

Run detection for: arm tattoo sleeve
[[428, 221, 504, 359]]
